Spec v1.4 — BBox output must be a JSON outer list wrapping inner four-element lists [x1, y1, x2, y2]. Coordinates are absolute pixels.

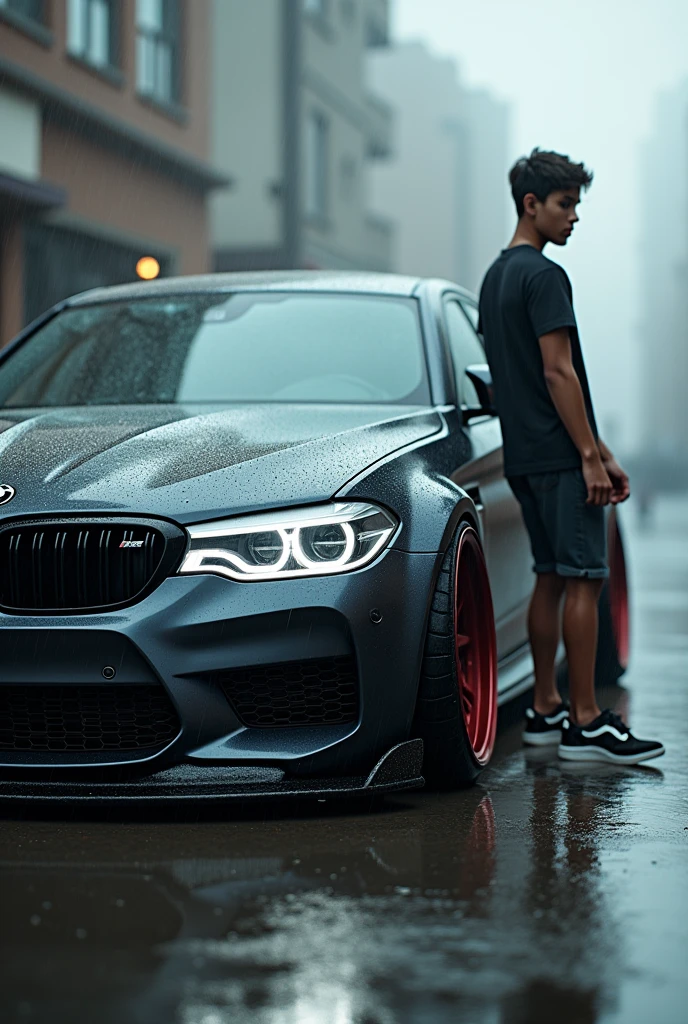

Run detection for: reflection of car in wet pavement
[[0, 791, 499, 1024], [0, 272, 630, 799], [0, 770, 648, 1024]]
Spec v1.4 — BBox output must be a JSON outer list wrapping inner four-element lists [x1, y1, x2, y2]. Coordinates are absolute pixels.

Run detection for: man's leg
[[559, 574, 664, 763], [562, 577, 604, 726], [529, 571, 567, 714]]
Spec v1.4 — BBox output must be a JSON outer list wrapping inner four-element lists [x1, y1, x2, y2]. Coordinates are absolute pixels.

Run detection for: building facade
[[367, 41, 510, 294], [211, 0, 393, 273], [637, 80, 688, 461], [0, 0, 226, 346]]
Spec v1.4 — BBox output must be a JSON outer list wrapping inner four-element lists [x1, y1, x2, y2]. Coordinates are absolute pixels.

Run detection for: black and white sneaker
[[558, 709, 665, 765], [523, 703, 569, 746]]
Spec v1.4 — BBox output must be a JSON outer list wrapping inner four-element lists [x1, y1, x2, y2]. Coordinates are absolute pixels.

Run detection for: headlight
[[178, 502, 398, 581]]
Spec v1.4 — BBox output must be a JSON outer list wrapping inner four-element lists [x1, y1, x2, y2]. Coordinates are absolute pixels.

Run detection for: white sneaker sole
[[557, 744, 666, 765], [523, 731, 561, 747]]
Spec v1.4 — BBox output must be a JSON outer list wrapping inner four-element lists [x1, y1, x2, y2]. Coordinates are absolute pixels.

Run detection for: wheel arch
[[403, 492, 489, 720], [434, 489, 483, 553]]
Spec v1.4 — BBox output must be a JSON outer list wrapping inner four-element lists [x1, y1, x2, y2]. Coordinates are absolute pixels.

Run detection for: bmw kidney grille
[[0, 520, 179, 613]]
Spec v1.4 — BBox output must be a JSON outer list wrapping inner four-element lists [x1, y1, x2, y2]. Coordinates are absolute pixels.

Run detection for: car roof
[[65, 270, 477, 306]]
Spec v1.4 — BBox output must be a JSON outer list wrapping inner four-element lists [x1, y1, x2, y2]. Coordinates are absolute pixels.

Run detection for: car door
[[443, 295, 532, 661]]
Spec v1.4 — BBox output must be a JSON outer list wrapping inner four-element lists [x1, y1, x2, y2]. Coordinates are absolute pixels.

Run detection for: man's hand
[[601, 454, 631, 505], [582, 453, 614, 506]]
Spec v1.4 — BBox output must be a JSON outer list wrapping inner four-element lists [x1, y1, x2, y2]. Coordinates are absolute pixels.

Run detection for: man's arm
[[538, 328, 613, 506], [596, 437, 631, 504], [597, 437, 612, 461]]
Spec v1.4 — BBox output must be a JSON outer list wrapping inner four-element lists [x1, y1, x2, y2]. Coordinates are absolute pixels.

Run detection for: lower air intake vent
[[219, 656, 359, 728], [0, 685, 180, 753]]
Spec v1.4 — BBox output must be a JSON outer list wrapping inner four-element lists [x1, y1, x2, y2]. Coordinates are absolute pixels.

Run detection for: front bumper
[[0, 740, 424, 804], [0, 549, 438, 795]]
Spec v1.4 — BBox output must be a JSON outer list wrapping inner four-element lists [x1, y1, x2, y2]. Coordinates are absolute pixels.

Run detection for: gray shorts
[[507, 467, 609, 579]]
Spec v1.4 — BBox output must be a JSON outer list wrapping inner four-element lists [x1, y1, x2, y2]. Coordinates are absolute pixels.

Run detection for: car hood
[[0, 404, 442, 523]]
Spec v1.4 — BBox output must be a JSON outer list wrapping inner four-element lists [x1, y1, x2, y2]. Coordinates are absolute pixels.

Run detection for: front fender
[[340, 440, 483, 555]]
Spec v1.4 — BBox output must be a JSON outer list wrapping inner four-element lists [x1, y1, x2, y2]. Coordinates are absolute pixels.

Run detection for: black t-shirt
[[478, 245, 598, 477]]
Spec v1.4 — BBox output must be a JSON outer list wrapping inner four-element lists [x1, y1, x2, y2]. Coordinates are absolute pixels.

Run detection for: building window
[[24, 224, 170, 327], [305, 112, 328, 220], [0, 0, 45, 24], [67, 0, 118, 69], [366, 13, 388, 47], [136, 0, 181, 106]]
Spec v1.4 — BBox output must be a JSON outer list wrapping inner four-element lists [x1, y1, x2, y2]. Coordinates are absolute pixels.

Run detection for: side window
[[460, 300, 480, 333], [444, 299, 486, 407]]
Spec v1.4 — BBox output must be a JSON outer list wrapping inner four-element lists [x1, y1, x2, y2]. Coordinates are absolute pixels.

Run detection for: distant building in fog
[[367, 41, 511, 293], [0, 0, 226, 346], [638, 80, 688, 459], [211, 0, 394, 273]]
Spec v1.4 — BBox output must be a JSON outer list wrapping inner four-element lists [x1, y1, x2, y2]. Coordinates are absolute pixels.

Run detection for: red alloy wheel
[[453, 526, 498, 766], [607, 510, 630, 670]]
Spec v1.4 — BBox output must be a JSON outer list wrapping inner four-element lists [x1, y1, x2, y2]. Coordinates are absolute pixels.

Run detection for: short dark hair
[[509, 148, 593, 218]]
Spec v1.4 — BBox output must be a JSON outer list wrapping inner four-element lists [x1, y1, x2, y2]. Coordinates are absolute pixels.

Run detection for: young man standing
[[478, 148, 664, 765]]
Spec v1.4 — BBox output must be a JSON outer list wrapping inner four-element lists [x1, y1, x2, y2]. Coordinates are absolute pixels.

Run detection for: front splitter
[[0, 739, 424, 804]]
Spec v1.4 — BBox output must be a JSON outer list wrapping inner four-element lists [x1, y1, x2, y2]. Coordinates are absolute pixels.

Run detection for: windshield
[[0, 293, 429, 407]]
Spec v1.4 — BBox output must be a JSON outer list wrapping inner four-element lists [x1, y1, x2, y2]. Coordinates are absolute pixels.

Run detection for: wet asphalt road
[[1, 495, 687, 1024]]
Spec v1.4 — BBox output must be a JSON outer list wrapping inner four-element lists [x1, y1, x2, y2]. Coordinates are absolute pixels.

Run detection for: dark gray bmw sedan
[[0, 272, 630, 802]]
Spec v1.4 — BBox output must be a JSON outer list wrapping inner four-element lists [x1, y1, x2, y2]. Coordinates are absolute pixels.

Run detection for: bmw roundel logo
[[0, 484, 15, 506]]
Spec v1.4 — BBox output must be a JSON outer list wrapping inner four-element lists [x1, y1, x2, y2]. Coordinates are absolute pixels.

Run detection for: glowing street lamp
[[136, 256, 160, 281]]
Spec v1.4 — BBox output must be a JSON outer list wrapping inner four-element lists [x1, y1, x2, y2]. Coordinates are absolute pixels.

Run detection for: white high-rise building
[[637, 80, 688, 460], [367, 41, 511, 294]]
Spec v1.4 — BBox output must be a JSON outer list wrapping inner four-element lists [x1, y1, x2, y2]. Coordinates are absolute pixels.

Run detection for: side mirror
[[463, 364, 497, 424]]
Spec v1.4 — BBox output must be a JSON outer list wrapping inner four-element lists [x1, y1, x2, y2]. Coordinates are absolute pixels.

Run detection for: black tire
[[596, 508, 630, 684], [595, 582, 625, 684], [413, 521, 498, 790]]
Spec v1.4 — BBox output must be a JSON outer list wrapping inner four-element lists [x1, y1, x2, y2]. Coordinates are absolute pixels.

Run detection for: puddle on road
[[0, 752, 682, 1024]]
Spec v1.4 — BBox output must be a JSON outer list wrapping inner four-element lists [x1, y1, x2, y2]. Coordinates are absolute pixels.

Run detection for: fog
[[395, 0, 688, 457], [2, 0, 686, 472]]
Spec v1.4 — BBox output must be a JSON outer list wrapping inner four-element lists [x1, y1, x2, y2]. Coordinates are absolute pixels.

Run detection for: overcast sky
[[393, 0, 688, 454]]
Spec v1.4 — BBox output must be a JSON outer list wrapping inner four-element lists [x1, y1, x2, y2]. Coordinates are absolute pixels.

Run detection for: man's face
[[528, 187, 581, 245]]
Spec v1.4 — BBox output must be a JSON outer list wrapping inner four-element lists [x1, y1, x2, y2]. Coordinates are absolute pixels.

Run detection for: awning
[[0, 170, 67, 212]]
